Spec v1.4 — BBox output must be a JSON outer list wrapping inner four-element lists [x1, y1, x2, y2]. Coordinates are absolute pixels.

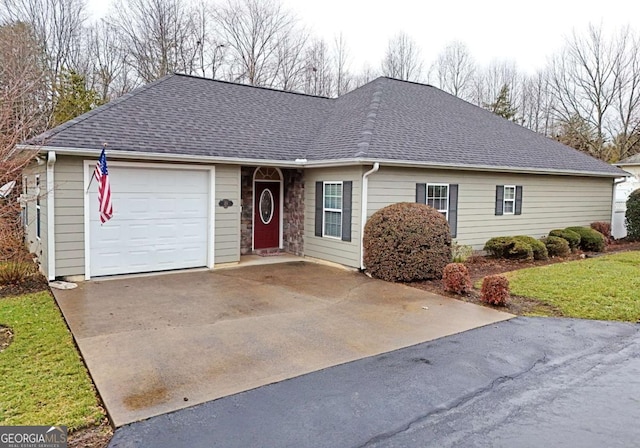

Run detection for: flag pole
[[86, 143, 108, 193]]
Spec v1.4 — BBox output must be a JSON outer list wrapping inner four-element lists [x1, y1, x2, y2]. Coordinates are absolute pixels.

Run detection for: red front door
[[254, 182, 280, 249]]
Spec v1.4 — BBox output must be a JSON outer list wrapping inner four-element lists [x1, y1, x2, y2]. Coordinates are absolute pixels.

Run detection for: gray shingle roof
[[26, 74, 626, 176], [617, 153, 640, 165]]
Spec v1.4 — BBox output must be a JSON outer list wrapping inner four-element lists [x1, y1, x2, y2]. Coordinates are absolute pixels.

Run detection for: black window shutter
[[315, 181, 323, 237], [416, 183, 427, 203], [448, 184, 459, 238], [495, 185, 504, 215], [515, 186, 523, 215], [341, 181, 352, 242]]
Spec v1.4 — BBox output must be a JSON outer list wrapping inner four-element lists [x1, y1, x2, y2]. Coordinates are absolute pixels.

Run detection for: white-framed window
[[35, 174, 41, 239], [323, 181, 343, 238], [427, 183, 449, 219], [503, 185, 516, 215]]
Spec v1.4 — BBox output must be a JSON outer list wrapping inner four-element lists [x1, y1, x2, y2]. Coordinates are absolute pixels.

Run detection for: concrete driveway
[[52, 261, 511, 426]]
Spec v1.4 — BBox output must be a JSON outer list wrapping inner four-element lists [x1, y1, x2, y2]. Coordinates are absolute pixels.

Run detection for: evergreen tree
[[52, 70, 103, 126], [484, 84, 518, 121]]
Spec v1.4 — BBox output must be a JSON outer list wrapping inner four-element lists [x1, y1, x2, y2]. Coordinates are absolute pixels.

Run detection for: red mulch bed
[[410, 240, 640, 316]]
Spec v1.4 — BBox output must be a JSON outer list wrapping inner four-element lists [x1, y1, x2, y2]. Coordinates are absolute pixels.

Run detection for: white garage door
[[89, 165, 210, 277]]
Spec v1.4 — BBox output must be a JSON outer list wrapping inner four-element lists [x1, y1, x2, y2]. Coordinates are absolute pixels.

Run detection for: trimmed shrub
[[626, 189, 640, 241], [549, 228, 581, 250], [541, 236, 571, 257], [442, 263, 472, 294], [480, 275, 510, 306], [565, 226, 606, 252], [363, 203, 452, 282], [590, 221, 611, 241], [452, 242, 473, 263], [484, 237, 532, 260], [484, 235, 548, 261], [513, 235, 548, 260]]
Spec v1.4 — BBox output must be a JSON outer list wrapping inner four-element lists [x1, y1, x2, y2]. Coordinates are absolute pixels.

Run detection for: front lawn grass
[[0, 291, 105, 430], [505, 251, 640, 322]]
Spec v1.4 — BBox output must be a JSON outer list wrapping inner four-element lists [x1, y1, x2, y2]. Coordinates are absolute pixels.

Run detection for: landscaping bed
[[411, 240, 640, 319]]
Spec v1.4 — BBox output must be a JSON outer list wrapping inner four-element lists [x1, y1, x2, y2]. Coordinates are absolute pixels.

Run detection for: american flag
[[95, 147, 113, 223]]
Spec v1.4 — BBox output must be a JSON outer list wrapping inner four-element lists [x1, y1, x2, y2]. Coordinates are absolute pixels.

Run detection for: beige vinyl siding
[[214, 164, 241, 264], [367, 166, 613, 249], [53, 156, 85, 276], [23, 162, 48, 277], [304, 166, 362, 268]]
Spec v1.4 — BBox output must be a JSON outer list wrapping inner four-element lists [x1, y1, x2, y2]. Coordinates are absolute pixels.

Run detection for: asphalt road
[[109, 317, 640, 448]]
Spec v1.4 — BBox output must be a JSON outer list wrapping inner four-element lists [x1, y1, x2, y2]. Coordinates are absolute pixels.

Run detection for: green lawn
[[506, 251, 640, 322], [0, 291, 105, 430]]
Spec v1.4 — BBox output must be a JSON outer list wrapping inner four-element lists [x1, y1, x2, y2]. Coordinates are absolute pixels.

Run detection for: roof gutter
[[18, 145, 627, 178], [360, 163, 380, 270]]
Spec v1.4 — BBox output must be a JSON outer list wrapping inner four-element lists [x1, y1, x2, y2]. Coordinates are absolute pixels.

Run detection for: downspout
[[46, 151, 56, 281], [360, 162, 380, 270]]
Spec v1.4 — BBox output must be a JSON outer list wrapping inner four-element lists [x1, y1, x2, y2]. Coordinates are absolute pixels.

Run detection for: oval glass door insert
[[259, 189, 274, 224]]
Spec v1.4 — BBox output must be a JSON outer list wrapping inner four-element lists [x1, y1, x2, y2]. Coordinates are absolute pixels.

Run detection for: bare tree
[[275, 30, 308, 91], [381, 32, 422, 81], [351, 63, 379, 90], [611, 29, 640, 161], [87, 19, 136, 100], [519, 70, 555, 136], [334, 33, 351, 96], [303, 38, 333, 96], [109, 0, 200, 83], [0, 21, 44, 258], [1, 0, 87, 121], [548, 24, 622, 160], [429, 41, 475, 99], [215, 0, 299, 87]]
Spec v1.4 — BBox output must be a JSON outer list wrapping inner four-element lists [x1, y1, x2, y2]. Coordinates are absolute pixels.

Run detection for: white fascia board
[[19, 145, 625, 178]]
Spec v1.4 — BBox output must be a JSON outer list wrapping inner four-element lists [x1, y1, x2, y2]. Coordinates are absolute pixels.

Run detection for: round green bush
[[549, 228, 581, 250], [541, 236, 571, 257], [513, 235, 548, 260], [626, 189, 640, 241], [565, 226, 605, 252], [363, 203, 452, 282]]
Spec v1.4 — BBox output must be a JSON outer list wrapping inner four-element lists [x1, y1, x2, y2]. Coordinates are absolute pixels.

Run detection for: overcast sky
[[88, 0, 639, 75]]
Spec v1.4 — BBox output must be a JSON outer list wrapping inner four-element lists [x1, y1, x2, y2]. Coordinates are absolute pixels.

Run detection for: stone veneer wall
[[240, 167, 254, 254], [240, 167, 305, 256], [282, 169, 304, 255]]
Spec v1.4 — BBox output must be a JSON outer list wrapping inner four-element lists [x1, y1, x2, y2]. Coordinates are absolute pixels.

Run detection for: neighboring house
[[19, 75, 626, 281], [612, 155, 640, 238]]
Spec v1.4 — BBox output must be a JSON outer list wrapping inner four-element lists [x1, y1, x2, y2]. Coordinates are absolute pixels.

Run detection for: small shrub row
[[548, 228, 581, 250], [548, 226, 606, 253], [565, 226, 605, 252], [541, 236, 571, 257], [483, 235, 548, 261]]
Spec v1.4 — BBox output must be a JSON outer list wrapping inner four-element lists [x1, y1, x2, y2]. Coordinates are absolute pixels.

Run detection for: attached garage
[[85, 163, 215, 278]]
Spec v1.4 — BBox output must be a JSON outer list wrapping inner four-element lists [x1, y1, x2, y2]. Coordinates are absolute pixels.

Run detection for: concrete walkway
[[52, 261, 512, 427]]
